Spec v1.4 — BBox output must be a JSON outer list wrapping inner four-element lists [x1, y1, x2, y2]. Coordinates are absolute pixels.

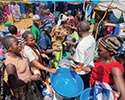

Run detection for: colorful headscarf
[[99, 35, 123, 55]]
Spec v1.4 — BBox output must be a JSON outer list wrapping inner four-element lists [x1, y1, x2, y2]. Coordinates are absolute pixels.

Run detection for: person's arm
[[41, 48, 61, 54], [72, 63, 91, 73], [31, 59, 56, 73], [104, 22, 116, 27], [111, 67, 125, 100], [6, 63, 25, 89], [63, 41, 78, 46]]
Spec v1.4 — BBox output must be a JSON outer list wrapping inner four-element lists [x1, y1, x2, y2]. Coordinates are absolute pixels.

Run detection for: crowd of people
[[0, 5, 125, 100]]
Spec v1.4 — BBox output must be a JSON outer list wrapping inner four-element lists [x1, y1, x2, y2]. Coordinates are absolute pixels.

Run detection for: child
[[22, 31, 56, 81], [2, 35, 43, 100], [90, 35, 125, 100]]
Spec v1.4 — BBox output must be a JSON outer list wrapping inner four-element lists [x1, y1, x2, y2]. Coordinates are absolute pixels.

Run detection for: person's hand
[[67, 56, 73, 60], [63, 41, 71, 45], [41, 53, 49, 59], [31, 74, 41, 81], [72, 65, 82, 72], [24, 78, 31, 83], [49, 68, 56, 73], [54, 47, 61, 52]]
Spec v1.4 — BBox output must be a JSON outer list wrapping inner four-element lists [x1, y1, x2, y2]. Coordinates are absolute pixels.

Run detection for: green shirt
[[31, 25, 40, 42]]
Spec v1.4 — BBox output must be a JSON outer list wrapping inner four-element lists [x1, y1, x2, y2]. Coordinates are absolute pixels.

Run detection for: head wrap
[[57, 13, 68, 26], [99, 35, 123, 55], [32, 15, 40, 21]]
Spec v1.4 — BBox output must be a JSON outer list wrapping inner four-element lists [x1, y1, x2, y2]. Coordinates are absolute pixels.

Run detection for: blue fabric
[[111, 24, 120, 36], [38, 31, 52, 50], [19, 3, 25, 14], [40, 20, 53, 30], [110, 13, 120, 24]]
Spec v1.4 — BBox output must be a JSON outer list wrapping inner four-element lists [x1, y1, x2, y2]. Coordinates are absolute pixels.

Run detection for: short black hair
[[2, 35, 17, 50], [22, 31, 32, 40], [8, 25, 17, 35], [77, 20, 90, 32]]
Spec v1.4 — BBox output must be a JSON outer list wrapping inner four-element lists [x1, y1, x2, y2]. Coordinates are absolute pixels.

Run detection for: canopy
[[29, 0, 83, 2], [94, 0, 125, 19], [0, 0, 30, 3]]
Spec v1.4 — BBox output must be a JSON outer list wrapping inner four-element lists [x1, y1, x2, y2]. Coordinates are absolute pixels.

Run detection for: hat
[[99, 35, 123, 55], [32, 15, 40, 21], [44, 26, 52, 31]]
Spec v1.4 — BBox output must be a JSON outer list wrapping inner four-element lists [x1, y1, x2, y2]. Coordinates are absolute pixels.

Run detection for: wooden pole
[[94, 0, 114, 40]]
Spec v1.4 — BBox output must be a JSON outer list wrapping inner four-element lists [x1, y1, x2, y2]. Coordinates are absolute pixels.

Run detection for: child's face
[[26, 34, 36, 46], [9, 38, 22, 53]]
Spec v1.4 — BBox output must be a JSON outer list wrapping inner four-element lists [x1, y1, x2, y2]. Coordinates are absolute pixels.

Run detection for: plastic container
[[50, 68, 84, 98]]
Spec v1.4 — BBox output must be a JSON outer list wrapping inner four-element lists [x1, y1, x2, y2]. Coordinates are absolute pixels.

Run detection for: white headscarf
[[57, 13, 68, 26]]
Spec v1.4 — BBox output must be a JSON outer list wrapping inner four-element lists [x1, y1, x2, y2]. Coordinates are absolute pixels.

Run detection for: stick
[[94, 0, 114, 40]]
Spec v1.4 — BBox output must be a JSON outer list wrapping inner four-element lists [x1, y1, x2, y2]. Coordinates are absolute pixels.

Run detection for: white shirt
[[73, 35, 96, 75], [23, 46, 39, 62], [119, 23, 125, 38]]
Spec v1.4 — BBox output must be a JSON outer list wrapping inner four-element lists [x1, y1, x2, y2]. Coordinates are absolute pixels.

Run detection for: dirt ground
[[0, 14, 33, 30]]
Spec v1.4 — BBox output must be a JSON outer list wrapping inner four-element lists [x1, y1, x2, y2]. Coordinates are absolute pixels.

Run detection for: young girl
[[22, 31, 56, 81], [90, 35, 125, 100], [2, 35, 43, 100]]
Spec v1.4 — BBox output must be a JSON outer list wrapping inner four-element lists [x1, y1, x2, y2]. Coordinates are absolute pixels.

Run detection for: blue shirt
[[38, 31, 52, 58], [38, 31, 52, 50]]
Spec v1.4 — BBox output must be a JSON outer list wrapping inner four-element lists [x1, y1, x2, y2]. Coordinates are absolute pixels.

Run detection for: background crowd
[[0, 1, 125, 100]]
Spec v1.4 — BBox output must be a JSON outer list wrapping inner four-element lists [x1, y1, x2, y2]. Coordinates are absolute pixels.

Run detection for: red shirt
[[90, 61, 124, 86]]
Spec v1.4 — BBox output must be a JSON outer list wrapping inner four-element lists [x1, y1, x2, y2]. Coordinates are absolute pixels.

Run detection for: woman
[[90, 35, 125, 100]]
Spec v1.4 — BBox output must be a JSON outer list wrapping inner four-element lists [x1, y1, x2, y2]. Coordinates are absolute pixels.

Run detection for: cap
[[32, 15, 40, 21], [4, 22, 11, 27]]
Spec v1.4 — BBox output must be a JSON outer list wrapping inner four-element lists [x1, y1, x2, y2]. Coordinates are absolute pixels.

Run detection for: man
[[68, 20, 96, 89], [31, 15, 41, 42], [38, 25, 60, 68]]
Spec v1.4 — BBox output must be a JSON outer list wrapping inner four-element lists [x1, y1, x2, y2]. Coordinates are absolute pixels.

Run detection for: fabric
[[31, 24, 40, 42], [19, 3, 25, 14], [112, 24, 120, 36], [49, 13, 55, 23], [73, 35, 96, 75], [23, 45, 48, 81], [38, 31, 52, 50], [56, 14, 68, 26], [40, 20, 53, 31], [0, 62, 12, 100], [13, 82, 43, 100], [119, 23, 125, 37], [93, 82, 120, 100], [38, 31, 53, 61], [15, 34, 25, 45], [4, 53, 32, 82], [51, 26, 68, 68], [23, 45, 39, 62], [85, 4, 93, 21], [80, 73, 90, 89], [90, 61, 124, 86], [99, 35, 122, 55]]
